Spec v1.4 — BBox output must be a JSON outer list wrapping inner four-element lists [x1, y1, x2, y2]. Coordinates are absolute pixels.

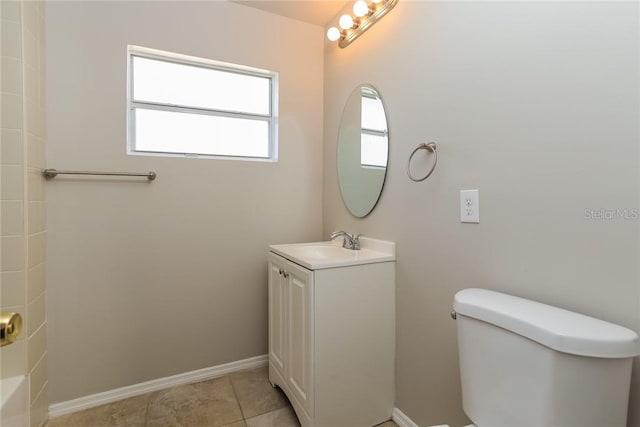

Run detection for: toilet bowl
[[453, 288, 640, 427]]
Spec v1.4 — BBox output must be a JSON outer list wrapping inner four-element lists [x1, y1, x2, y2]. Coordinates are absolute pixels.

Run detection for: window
[[127, 46, 278, 160], [360, 89, 388, 168]]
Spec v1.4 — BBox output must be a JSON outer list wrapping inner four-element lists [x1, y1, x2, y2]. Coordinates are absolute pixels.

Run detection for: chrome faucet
[[330, 231, 363, 250]]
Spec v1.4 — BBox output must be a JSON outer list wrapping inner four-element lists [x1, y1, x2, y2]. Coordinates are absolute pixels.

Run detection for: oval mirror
[[337, 85, 389, 217]]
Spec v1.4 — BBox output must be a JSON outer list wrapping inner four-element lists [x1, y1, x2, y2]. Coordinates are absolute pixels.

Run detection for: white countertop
[[269, 237, 395, 270]]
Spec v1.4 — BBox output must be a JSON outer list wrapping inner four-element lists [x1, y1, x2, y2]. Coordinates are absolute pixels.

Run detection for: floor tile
[[146, 376, 243, 427], [46, 405, 111, 427], [110, 394, 150, 426], [46, 393, 150, 427], [230, 367, 289, 418], [245, 406, 300, 427], [43, 368, 406, 427]]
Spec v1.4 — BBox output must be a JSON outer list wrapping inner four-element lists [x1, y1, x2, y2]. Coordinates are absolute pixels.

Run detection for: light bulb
[[327, 27, 341, 42], [371, 0, 382, 3], [353, 0, 369, 17], [339, 14, 354, 30]]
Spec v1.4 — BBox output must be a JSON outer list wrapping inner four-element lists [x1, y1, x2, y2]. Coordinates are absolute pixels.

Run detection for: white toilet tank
[[454, 288, 640, 427]]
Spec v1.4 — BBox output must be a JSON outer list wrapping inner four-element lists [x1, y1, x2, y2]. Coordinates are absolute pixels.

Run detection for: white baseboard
[[392, 407, 450, 427], [48, 354, 268, 418], [392, 408, 420, 427]]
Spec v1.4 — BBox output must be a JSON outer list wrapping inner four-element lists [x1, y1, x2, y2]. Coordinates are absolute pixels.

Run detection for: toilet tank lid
[[453, 288, 640, 358]]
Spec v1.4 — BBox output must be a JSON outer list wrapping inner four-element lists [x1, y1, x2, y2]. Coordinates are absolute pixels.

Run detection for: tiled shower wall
[[1, 1, 48, 426], [1, 0, 28, 382]]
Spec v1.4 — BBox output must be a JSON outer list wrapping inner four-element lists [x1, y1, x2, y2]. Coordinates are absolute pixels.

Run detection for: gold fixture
[[0, 312, 23, 347], [326, 0, 398, 48]]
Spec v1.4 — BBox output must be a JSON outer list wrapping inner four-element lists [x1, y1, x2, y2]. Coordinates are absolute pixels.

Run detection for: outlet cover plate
[[460, 189, 479, 223]]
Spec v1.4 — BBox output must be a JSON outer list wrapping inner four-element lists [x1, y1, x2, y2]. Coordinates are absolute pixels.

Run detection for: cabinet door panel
[[268, 253, 286, 375], [286, 262, 314, 416]]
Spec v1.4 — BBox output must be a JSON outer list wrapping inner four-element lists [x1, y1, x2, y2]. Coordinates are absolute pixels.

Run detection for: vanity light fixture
[[339, 14, 355, 30], [326, 0, 397, 48]]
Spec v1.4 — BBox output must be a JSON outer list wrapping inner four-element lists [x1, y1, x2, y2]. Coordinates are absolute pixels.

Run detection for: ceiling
[[232, 1, 348, 26]]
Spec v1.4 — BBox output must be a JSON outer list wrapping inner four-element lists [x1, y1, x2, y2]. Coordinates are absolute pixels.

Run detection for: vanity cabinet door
[[268, 253, 287, 377], [285, 261, 314, 417]]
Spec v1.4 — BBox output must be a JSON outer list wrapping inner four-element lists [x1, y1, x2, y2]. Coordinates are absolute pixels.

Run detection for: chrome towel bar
[[43, 169, 156, 181]]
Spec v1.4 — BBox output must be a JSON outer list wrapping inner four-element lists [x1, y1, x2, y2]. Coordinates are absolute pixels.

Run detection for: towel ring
[[407, 142, 437, 182]]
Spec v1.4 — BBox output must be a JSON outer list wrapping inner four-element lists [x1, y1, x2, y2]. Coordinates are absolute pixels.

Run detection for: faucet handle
[[352, 233, 364, 250], [330, 231, 362, 250]]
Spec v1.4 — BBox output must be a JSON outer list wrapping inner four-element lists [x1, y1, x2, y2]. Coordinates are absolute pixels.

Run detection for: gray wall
[[46, 1, 324, 403], [323, 2, 639, 426]]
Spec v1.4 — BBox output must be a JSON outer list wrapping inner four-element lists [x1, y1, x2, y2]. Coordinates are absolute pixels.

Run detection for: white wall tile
[[38, 106, 45, 140], [1, 129, 23, 165], [29, 354, 47, 402], [0, 338, 26, 379], [23, 31, 38, 70], [39, 232, 46, 265], [27, 322, 45, 371], [1, 19, 22, 58], [27, 262, 45, 302], [30, 382, 48, 427], [0, 270, 25, 307], [38, 31, 45, 109], [27, 201, 44, 234], [27, 232, 44, 268], [27, 201, 38, 234], [22, 0, 38, 39], [1, 56, 23, 95], [37, 2, 45, 40], [1, 1, 22, 23], [1, 235, 24, 271], [27, 292, 45, 335], [0, 1, 48, 422], [25, 99, 42, 138], [1, 92, 24, 130], [1, 164, 24, 200], [27, 167, 43, 202], [29, 353, 47, 403], [27, 134, 44, 169], [24, 61, 38, 103], [1, 200, 23, 235], [41, 201, 46, 230]]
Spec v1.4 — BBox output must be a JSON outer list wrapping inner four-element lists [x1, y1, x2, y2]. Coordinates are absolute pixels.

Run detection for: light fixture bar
[[334, 0, 398, 48]]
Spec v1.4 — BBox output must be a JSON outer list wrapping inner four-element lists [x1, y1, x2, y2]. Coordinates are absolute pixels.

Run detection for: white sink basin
[[293, 245, 354, 260], [269, 237, 395, 270]]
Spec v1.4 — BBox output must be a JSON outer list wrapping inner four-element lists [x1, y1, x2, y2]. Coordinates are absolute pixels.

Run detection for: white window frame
[[360, 90, 388, 169], [360, 128, 388, 169], [127, 45, 279, 161]]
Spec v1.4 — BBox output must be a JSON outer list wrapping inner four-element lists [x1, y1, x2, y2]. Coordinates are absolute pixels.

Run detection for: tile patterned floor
[[45, 366, 399, 427]]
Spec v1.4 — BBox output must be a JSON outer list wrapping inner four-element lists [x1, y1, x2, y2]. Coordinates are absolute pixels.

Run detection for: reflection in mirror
[[337, 85, 389, 218]]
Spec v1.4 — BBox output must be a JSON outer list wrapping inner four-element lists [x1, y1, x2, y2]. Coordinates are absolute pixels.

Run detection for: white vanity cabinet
[[268, 253, 315, 417], [268, 239, 395, 427]]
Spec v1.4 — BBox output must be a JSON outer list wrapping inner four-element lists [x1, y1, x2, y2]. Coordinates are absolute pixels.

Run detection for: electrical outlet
[[460, 190, 479, 223]]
